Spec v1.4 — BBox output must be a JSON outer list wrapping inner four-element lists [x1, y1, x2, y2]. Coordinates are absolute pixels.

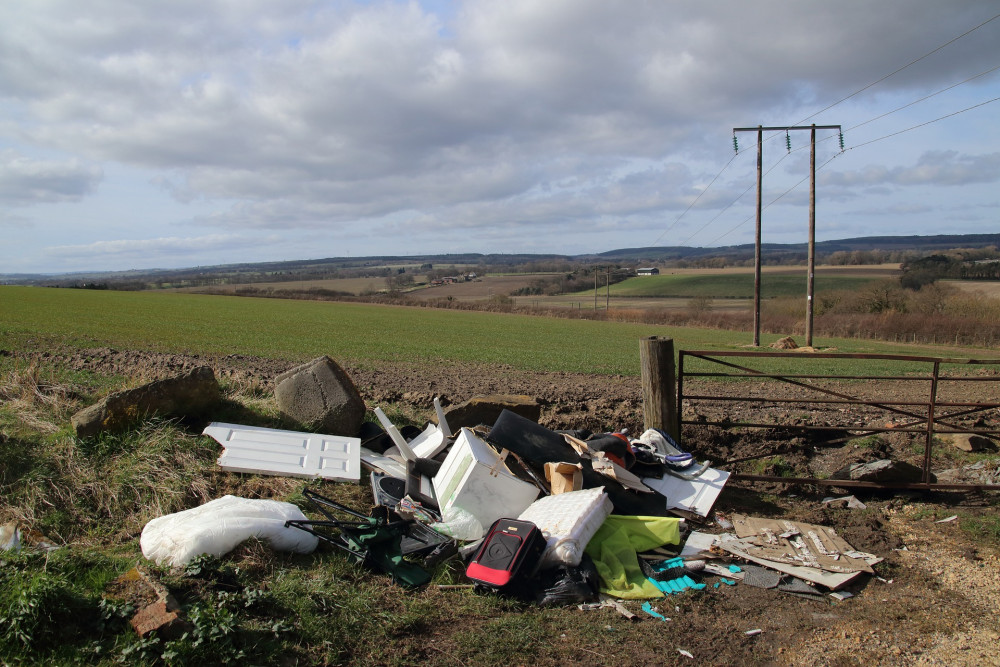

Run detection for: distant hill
[[595, 233, 1000, 263], [3, 233, 998, 286]]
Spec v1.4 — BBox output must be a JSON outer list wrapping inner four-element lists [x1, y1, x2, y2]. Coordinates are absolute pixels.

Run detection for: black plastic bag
[[535, 555, 601, 607]]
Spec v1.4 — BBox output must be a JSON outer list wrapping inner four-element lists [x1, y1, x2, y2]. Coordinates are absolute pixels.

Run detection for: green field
[[3, 284, 1000, 666], [1, 286, 993, 378], [597, 273, 879, 299]]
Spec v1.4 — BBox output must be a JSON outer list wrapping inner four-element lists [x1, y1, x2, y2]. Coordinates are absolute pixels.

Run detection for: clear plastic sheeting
[[140, 495, 319, 567]]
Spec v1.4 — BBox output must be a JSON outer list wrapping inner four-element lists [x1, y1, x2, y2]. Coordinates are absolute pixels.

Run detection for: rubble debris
[[107, 566, 190, 639], [274, 356, 366, 435], [716, 515, 881, 591], [71, 366, 219, 437], [577, 595, 639, 620], [203, 422, 362, 482], [822, 495, 868, 510], [141, 495, 319, 567], [831, 458, 928, 484], [936, 459, 1000, 485], [442, 394, 541, 431], [131, 598, 188, 639], [940, 433, 992, 452], [488, 410, 672, 516]]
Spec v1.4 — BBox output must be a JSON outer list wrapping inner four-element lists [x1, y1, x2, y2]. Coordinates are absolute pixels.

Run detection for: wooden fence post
[[640, 336, 678, 440]]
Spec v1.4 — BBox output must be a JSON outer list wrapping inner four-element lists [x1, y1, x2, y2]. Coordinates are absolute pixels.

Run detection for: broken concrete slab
[[830, 458, 928, 484], [442, 394, 541, 430], [108, 566, 190, 639], [940, 433, 993, 452], [274, 356, 366, 435], [131, 598, 189, 639], [71, 366, 219, 438]]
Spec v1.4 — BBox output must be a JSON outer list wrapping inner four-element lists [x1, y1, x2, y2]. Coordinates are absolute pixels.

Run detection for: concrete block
[[274, 356, 366, 435], [72, 366, 220, 438], [443, 394, 541, 430]]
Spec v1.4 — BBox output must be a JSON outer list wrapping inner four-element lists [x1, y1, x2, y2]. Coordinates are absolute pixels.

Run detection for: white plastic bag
[[429, 506, 484, 541], [140, 495, 319, 567]]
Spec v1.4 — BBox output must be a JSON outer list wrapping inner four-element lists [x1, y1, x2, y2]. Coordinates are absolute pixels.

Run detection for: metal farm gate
[[676, 350, 1000, 491]]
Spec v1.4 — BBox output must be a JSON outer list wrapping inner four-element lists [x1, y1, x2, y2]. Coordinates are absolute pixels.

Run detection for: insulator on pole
[[839, 132, 845, 151], [733, 135, 739, 153], [785, 131, 792, 153]]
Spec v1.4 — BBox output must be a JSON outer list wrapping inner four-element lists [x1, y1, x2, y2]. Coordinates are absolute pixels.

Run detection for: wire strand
[[796, 12, 1000, 124]]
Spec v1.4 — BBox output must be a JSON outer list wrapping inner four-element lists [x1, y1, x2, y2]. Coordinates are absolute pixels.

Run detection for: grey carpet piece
[[778, 576, 819, 594], [740, 565, 781, 589]]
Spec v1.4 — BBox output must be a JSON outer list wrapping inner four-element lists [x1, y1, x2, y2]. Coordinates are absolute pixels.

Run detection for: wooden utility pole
[[594, 268, 599, 310], [606, 267, 611, 310], [733, 124, 841, 348], [753, 126, 763, 346], [807, 125, 817, 347]]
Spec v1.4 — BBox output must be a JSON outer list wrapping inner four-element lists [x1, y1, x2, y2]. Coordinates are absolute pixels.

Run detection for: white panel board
[[203, 422, 361, 482], [641, 467, 730, 517]]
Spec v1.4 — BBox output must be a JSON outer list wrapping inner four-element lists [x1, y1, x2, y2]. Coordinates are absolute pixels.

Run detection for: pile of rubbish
[[139, 396, 882, 617], [12, 355, 882, 634]]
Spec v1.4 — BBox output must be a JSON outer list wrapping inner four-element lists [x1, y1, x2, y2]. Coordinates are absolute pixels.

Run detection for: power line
[[796, 62, 1000, 153], [796, 12, 1000, 124], [845, 63, 1000, 134], [650, 13, 1000, 249], [650, 152, 738, 246], [706, 94, 999, 244], [845, 95, 1000, 151], [706, 152, 842, 245], [681, 151, 792, 246]]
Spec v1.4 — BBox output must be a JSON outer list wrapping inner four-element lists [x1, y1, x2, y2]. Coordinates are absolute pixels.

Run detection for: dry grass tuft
[[0, 360, 81, 435]]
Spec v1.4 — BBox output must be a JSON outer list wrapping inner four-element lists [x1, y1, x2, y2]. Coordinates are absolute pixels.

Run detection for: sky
[[1, 1, 998, 274]]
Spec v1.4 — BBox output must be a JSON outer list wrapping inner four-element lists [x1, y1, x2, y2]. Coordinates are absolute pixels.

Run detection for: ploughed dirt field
[[25, 346, 1000, 666]]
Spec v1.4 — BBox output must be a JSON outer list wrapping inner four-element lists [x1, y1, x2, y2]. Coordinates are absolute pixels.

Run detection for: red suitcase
[[466, 518, 546, 589]]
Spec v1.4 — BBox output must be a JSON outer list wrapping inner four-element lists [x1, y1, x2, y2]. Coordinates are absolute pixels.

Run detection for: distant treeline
[[25, 239, 1000, 291]]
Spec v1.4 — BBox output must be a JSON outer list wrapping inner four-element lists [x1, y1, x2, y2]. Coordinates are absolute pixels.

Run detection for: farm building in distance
[[636, 267, 660, 276]]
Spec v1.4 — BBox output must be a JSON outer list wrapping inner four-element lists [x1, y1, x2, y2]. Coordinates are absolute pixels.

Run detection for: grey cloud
[[46, 234, 274, 260], [822, 151, 1000, 189], [2, 0, 998, 270], [0, 151, 103, 205]]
